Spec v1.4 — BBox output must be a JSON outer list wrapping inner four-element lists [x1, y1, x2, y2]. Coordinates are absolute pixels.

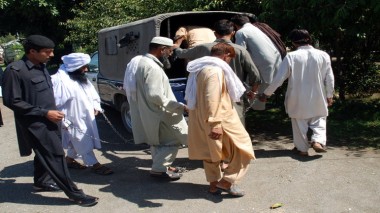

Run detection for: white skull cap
[[150, 36, 173, 47]]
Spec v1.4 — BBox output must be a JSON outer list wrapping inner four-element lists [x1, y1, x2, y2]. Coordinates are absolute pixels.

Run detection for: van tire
[[121, 101, 133, 133]]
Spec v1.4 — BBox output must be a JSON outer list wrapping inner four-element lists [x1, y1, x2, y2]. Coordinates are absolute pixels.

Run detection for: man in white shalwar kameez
[[52, 53, 113, 175], [260, 29, 334, 156], [123, 37, 188, 181], [231, 15, 282, 110]]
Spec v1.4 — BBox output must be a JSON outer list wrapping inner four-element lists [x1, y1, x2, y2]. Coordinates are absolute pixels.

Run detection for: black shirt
[[2, 56, 56, 117], [2, 56, 63, 156]]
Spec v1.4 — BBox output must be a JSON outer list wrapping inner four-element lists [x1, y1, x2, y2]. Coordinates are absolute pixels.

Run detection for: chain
[[244, 103, 255, 115], [99, 111, 136, 144], [61, 111, 135, 145]]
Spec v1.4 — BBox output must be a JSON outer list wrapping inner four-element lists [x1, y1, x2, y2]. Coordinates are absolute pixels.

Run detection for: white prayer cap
[[150, 36, 173, 47], [61, 53, 91, 72]]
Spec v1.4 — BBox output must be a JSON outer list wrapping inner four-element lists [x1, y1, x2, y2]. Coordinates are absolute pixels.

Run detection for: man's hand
[[209, 127, 223, 140], [258, 93, 269, 102], [173, 35, 185, 48], [183, 104, 189, 113], [246, 90, 258, 100], [46, 110, 64, 123], [327, 97, 333, 107]]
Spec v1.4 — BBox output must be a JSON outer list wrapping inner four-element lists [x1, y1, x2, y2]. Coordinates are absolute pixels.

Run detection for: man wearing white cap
[[52, 53, 113, 175], [123, 36, 188, 180]]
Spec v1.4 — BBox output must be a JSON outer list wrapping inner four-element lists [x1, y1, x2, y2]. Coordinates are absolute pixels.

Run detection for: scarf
[[123, 55, 142, 101], [185, 56, 246, 110]]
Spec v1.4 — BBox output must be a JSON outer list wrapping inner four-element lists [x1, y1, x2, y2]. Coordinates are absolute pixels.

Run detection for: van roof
[[98, 11, 255, 33]]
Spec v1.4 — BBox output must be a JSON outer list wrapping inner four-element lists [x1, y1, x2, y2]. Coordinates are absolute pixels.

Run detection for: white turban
[[61, 53, 91, 72]]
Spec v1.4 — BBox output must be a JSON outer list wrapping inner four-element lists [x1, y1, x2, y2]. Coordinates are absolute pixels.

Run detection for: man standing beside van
[[123, 37, 188, 181], [231, 14, 282, 110]]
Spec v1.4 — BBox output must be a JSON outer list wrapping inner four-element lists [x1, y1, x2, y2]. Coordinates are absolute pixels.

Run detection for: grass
[[245, 98, 380, 149]]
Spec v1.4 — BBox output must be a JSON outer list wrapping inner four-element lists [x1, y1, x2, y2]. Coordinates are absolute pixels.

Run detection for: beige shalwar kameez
[[187, 66, 255, 184]]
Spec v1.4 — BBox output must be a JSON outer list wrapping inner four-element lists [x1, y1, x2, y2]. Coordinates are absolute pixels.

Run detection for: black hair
[[288, 29, 312, 45], [230, 15, 250, 27], [213, 19, 234, 36]]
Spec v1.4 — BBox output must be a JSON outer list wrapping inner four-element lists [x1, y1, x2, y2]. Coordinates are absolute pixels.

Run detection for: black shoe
[[71, 194, 99, 207], [33, 183, 62, 192]]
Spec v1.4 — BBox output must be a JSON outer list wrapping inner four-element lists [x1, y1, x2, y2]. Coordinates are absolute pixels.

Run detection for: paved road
[[1, 98, 379, 213]]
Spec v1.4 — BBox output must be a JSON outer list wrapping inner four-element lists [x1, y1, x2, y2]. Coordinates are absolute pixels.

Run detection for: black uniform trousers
[[32, 140, 87, 200]]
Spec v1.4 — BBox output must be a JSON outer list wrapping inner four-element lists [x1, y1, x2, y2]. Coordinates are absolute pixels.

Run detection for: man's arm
[[262, 56, 291, 98], [240, 48, 261, 100], [173, 42, 211, 61], [324, 55, 335, 107]]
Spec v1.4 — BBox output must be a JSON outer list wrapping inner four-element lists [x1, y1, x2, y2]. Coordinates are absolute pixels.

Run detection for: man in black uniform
[[2, 35, 98, 207]]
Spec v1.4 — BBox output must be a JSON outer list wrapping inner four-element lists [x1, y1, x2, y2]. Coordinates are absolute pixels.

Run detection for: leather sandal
[[91, 163, 114, 175], [66, 157, 87, 169], [312, 142, 327, 153], [208, 181, 222, 195]]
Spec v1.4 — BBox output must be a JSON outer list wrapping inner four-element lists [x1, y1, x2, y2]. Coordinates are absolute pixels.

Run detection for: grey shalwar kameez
[[128, 54, 188, 172]]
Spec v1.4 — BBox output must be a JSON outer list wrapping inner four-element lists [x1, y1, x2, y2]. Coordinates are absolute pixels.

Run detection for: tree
[[0, 0, 81, 64], [259, 0, 380, 100], [63, 0, 262, 52]]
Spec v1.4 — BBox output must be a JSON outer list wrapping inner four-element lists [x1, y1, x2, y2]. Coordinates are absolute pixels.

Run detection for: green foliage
[[328, 98, 380, 148], [1, 0, 379, 98], [0, 33, 19, 44], [64, 0, 141, 53], [260, 0, 380, 99], [247, 98, 380, 149], [63, 0, 263, 52]]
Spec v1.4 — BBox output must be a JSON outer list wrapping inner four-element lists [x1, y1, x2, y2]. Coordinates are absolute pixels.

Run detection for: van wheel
[[121, 101, 133, 133]]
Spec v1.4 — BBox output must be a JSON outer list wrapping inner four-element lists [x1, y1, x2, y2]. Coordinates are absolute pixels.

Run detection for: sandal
[[91, 163, 114, 175], [168, 166, 187, 173], [311, 142, 327, 153], [150, 171, 182, 181], [208, 181, 222, 195], [216, 183, 245, 197], [66, 158, 87, 169]]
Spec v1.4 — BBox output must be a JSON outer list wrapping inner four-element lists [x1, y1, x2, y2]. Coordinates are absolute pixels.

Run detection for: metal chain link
[[62, 111, 135, 145]]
